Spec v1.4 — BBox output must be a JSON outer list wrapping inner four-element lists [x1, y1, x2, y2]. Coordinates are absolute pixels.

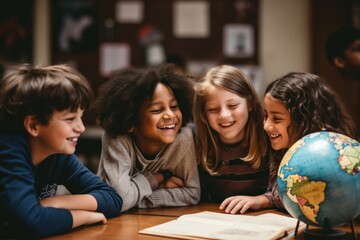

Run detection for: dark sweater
[[0, 134, 122, 239], [199, 143, 269, 203]]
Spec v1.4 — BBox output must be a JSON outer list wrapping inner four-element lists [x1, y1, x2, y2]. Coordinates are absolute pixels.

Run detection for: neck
[[29, 138, 47, 166]]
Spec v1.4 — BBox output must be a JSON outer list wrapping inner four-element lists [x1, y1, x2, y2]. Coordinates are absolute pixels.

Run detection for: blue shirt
[[0, 133, 122, 238]]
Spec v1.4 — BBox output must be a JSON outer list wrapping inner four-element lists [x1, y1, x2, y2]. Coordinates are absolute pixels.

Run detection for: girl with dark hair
[[260, 72, 357, 211]]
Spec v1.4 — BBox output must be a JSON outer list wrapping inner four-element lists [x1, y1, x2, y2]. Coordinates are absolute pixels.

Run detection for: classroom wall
[[33, 0, 50, 65], [33, 0, 311, 88], [259, 0, 311, 85]]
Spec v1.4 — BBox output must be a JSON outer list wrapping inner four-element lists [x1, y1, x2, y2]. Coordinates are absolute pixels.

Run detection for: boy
[[0, 64, 122, 238], [325, 26, 360, 138], [325, 26, 360, 81]]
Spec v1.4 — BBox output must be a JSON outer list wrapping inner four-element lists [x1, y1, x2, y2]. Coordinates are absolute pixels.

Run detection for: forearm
[[40, 194, 98, 211], [256, 195, 271, 209], [139, 184, 200, 208]]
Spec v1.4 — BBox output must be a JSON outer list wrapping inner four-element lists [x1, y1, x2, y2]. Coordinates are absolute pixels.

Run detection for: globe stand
[[301, 218, 357, 240]]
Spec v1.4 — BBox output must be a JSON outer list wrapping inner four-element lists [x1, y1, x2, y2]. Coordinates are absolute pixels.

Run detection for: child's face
[[263, 94, 292, 150], [31, 107, 85, 164], [133, 83, 182, 156], [205, 85, 249, 145], [342, 39, 360, 78]]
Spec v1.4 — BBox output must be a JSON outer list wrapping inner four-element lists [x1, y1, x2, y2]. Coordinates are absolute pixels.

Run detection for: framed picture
[[52, 0, 98, 53], [99, 43, 130, 77], [223, 24, 254, 58], [0, 0, 33, 63]]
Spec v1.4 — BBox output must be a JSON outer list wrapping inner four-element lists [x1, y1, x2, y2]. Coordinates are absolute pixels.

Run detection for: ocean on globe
[[277, 131, 360, 227]]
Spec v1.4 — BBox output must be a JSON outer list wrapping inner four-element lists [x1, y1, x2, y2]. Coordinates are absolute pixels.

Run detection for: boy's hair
[[265, 72, 357, 142], [325, 27, 360, 66], [0, 64, 93, 133], [193, 65, 267, 175], [95, 64, 194, 137]]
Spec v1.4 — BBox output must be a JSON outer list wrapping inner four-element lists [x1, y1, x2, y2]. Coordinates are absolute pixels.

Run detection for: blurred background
[[1, 0, 359, 171]]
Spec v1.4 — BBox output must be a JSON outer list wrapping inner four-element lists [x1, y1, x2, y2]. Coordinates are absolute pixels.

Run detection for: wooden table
[[45, 203, 360, 239]]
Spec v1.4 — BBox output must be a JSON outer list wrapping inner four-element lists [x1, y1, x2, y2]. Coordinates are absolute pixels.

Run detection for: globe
[[277, 131, 360, 227]]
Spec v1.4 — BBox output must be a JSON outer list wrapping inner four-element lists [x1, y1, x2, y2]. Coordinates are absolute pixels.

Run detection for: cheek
[[206, 113, 217, 125]]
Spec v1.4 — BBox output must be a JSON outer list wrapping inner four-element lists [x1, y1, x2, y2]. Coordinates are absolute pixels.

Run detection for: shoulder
[[174, 126, 194, 145], [0, 133, 29, 153], [102, 131, 132, 147]]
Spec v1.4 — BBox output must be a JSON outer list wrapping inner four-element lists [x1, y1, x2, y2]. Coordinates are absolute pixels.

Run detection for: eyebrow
[[264, 110, 286, 115], [149, 98, 177, 106]]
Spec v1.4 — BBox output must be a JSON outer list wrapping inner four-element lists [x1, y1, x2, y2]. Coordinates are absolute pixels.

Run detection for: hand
[[158, 176, 184, 189], [85, 212, 107, 225], [219, 195, 270, 214], [71, 210, 107, 228]]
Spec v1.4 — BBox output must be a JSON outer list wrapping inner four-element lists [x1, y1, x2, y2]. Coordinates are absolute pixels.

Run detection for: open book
[[139, 211, 305, 240]]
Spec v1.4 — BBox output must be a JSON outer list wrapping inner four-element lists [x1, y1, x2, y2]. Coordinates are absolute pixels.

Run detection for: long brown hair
[[193, 65, 267, 175]]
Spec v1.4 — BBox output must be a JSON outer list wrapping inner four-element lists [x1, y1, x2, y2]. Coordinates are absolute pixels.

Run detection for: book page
[[140, 211, 298, 240]]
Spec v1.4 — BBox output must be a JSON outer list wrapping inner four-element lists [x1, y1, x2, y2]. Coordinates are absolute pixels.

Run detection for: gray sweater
[[97, 127, 200, 212]]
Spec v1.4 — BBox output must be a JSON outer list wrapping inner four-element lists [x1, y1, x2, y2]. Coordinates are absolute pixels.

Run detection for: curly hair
[[0, 63, 93, 133], [265, 72, 357, 141], [95, 64, 194, 137], [193, 65, 267, 175]]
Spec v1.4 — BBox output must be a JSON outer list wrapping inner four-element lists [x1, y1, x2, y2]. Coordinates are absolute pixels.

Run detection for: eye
[[150, 109, 161, 114], [228, 103, 239, 109], [206, 107, 218, 113], [170, 105, 179, 111], [273, 117, 282, 123], [65, 117, 75, 123]]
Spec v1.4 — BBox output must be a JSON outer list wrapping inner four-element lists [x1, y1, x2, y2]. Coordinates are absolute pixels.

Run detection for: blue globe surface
[[277, 131, 360, 227]]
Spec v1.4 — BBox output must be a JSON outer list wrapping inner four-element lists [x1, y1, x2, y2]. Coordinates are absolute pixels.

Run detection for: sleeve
[[0, 136, 72, 238], [97, 133, 154, 212], [138, 128, 201, 208], [59, 154, 123, 218], [262, 153, 285, 210]]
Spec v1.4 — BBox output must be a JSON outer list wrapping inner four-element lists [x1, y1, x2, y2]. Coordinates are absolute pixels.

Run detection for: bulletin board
[[0, 1, 33, 65], [51, 0, 259, 125]]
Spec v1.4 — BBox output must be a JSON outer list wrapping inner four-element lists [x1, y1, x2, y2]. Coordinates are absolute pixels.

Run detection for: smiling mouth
[[219, 121, 235, 127], [67, 137, 78, 142], [269, 134, 280, 139], [158, 124, 176, 130]]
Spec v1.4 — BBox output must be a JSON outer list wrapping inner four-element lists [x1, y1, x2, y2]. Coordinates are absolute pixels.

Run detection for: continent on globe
[[277, 131, 360, 227], [287, 174, 326, 224]]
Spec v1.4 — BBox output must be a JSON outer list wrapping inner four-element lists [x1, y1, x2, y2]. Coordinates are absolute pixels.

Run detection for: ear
[[24, 115, 40, 137], [333, 57, 346, 69]]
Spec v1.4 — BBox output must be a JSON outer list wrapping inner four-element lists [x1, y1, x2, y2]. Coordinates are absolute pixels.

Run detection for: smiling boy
[[0, 64, 122, 239]]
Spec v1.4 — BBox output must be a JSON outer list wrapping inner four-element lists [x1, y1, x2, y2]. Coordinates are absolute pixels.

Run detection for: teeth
[[159, 124, 175, 129], [220, 122, 234, 127], [67, 137, 78, 142], [270, 134, 280, 138]]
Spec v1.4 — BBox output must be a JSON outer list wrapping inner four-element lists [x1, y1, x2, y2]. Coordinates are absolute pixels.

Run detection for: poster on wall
[[0, 0, 33, 64], [223, 24, 254, 58], [173, 1, 209, 38], [52, 0, 98, 53], [116, 1, 143, 24], [99, 43, 130, 77]]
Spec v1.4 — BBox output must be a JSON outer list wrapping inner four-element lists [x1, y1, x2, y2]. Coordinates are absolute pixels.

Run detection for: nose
[[218, 108, 231, 120], [163, 108, 176, 120], [263, 119, 273, 131], [74, 118, 85, 133]]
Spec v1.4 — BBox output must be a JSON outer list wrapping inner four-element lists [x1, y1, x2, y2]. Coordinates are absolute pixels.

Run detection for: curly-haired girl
[[95, 64, 200, 212]]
